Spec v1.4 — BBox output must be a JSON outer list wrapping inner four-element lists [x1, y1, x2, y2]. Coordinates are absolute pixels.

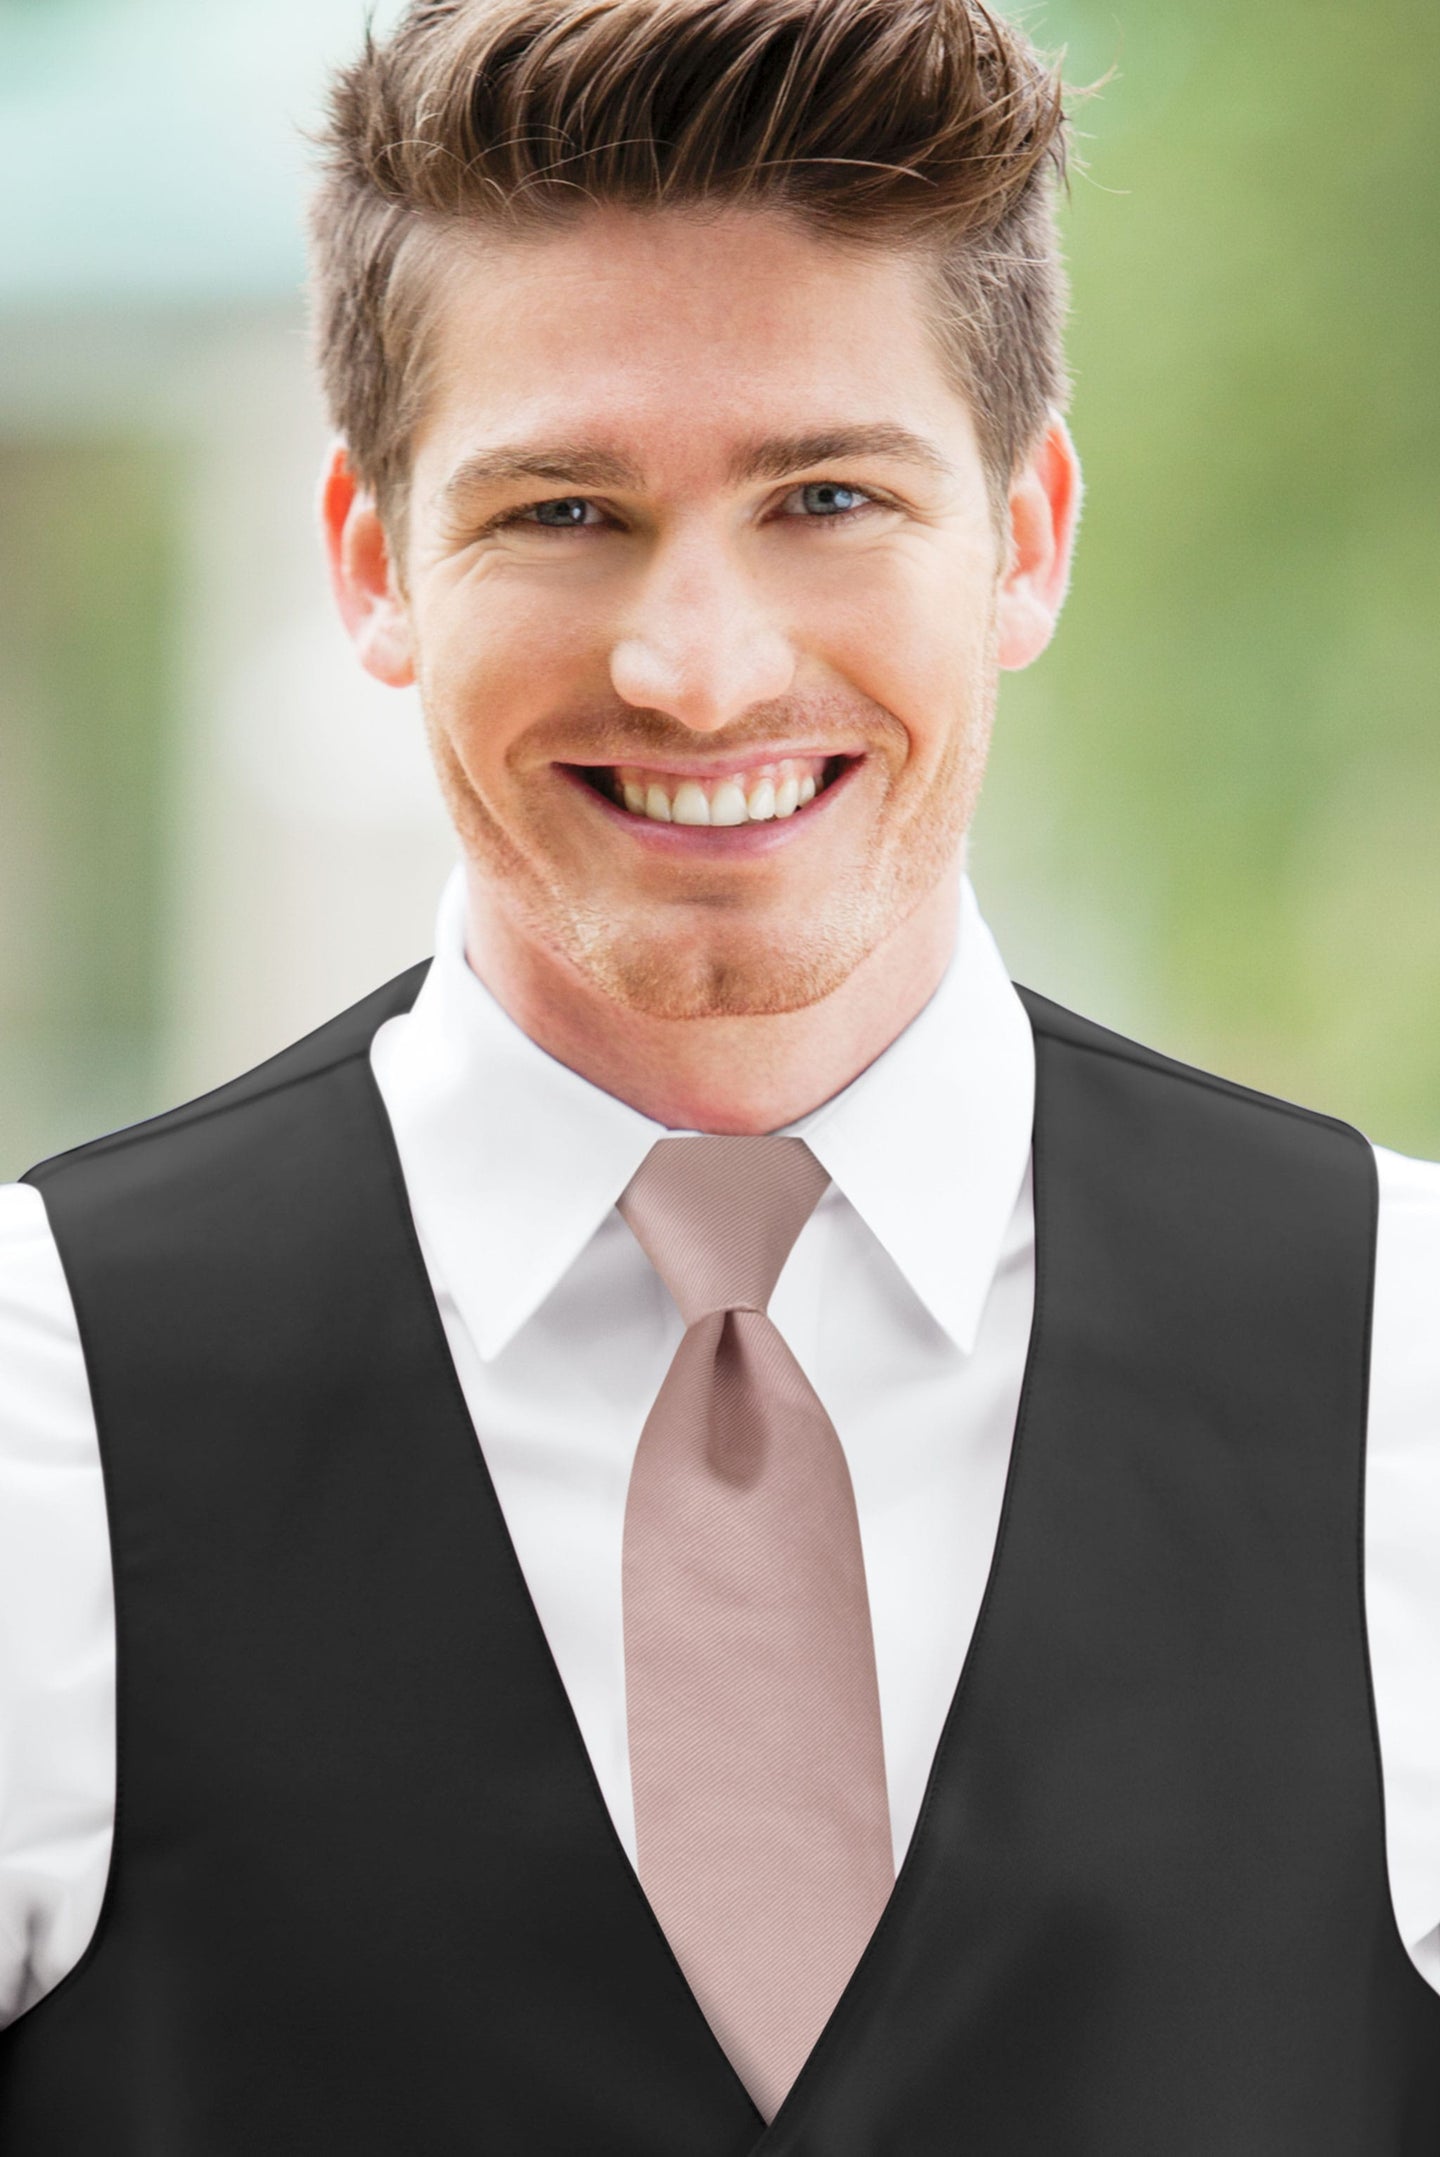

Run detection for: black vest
[[2, 972, 1437, 2153]]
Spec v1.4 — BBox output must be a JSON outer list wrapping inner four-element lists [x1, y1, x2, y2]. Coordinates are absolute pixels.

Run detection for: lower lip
[[558, 758, 864, 854]]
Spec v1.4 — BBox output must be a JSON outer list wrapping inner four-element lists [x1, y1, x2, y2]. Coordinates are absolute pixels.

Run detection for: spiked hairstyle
[[309, 0, 1079, 540]]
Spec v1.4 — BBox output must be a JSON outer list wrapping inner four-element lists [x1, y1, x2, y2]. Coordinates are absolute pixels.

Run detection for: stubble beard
[[424, 679, 995, 1023]]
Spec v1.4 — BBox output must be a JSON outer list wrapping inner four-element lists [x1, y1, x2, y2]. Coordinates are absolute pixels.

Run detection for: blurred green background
[[1, 0, 1436, 1179]]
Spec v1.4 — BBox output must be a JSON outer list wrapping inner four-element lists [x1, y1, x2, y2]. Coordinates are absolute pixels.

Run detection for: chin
[[567, 907, 884, 1021]]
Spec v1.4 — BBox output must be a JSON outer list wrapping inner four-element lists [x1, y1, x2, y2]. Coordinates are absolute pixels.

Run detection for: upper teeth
[[609, 759, 827, 826]]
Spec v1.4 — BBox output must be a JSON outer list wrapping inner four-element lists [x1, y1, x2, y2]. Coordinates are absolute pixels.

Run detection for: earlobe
[[319, 443, 417, 690], [995, 414, 1083, 672]]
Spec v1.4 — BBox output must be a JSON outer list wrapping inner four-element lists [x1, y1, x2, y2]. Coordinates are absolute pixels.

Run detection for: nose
[[608, 529, 796, 732]]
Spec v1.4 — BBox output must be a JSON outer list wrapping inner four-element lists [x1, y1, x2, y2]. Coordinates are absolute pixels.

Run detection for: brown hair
[[309, 0, 1081, 541]]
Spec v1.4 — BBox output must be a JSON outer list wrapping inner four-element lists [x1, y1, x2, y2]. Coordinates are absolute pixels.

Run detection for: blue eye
[[794, 482, 869, 516], [528, 497, 595, 527]]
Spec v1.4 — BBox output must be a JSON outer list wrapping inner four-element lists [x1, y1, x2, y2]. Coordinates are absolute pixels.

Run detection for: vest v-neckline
[[359, 1016, 1048, 2153], [18, 964, 1434, 2150]]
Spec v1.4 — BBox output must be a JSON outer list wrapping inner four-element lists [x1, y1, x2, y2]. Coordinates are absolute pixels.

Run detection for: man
[[0, 0, 1437, 2146]]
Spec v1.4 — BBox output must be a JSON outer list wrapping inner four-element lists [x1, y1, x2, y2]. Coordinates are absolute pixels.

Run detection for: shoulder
[[1014, 986, 1375, 1217], [1375, 1140, 1440, 1222], [0, 1178, 84, 1365], [23, 962, 430, 1199], [1018, 984, 1367, 1136], [1373, 1143, 1440, 1364], [1363, 1143, 1440, 1968], [0, 1177, 96, 1504], [9, 964, 431, 1382]]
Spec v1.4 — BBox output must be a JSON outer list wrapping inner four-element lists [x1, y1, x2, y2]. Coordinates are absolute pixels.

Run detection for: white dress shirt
[[2, 867, 1438, 2031]]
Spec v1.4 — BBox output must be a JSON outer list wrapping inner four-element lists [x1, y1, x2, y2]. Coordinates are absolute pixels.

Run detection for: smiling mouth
[[570, 753, 853, 827]]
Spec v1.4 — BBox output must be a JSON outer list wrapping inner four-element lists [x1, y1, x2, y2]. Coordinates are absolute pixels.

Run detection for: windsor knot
[[618, 1136, 830, 1325]]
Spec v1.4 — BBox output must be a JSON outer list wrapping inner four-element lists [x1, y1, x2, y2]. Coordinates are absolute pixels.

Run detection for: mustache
[[514, 694, 901, 767]]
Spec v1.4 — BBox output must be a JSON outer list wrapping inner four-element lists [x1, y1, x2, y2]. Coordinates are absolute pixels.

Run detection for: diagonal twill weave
[[618, 1136, 894, 2123]]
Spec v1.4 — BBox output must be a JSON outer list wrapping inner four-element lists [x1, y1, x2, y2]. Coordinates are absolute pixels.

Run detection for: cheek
[[816, 565, 994, 769], [415, 579, 598, 767]]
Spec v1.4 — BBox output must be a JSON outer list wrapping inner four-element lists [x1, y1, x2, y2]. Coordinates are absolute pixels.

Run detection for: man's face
[[354, 206, 1067, 1019]]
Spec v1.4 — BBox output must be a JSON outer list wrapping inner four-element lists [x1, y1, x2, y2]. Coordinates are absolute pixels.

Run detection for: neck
[[461, 865, 963, 1134]]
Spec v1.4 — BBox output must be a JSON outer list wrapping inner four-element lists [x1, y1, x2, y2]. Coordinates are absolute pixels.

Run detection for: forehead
[[409, 204, 978, 482]]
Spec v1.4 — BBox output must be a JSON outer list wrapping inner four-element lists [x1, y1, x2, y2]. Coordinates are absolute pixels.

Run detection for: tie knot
[[618, 1136, 830, 1325]]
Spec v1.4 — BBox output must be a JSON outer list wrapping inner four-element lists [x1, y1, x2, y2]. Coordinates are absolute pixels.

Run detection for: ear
[[319, 443, 416, 688], [995, 413, 1083, 671]]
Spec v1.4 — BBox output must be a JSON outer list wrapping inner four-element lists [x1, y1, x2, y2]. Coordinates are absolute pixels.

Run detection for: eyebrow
[[727, 425, 953, 484], [440, 445, 642, 508], [437, 422, 953, 511]]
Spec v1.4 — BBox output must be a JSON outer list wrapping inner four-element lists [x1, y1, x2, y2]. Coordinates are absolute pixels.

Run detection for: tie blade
[[623, 1304, 893, 2121]]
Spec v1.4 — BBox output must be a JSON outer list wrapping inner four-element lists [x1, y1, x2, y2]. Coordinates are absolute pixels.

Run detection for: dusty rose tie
[[617, 1136, 894, 2122]]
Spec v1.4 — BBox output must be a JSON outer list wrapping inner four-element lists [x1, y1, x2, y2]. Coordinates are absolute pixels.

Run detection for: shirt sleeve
[[1368, 1143, 1440, 1990], [0, 1181, 114, 2027]]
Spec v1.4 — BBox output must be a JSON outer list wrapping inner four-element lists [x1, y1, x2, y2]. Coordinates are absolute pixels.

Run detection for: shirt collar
[[782, 875, 1034, 1352], [372, 864, 1034, 1360]]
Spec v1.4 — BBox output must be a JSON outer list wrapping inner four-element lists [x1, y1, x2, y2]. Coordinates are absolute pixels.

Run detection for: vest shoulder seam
[[22, 960, 430, 1186], [23, 1046, 377, 1184], [1017, 986, 1369, 1152]]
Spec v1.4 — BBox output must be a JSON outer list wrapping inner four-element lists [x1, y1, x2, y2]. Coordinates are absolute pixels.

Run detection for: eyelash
[[488, 480, 885, 536]]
